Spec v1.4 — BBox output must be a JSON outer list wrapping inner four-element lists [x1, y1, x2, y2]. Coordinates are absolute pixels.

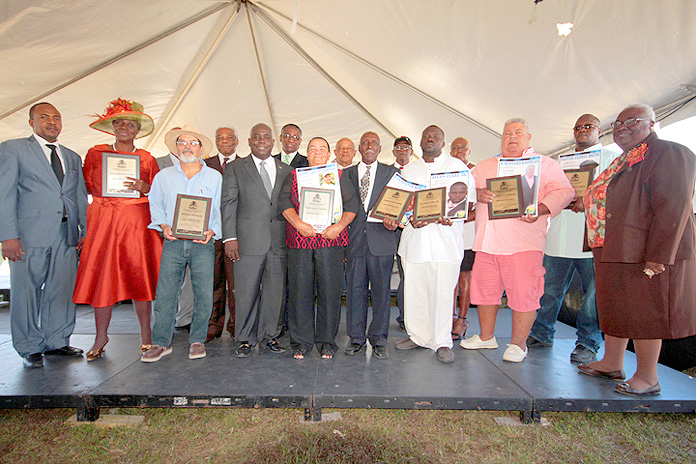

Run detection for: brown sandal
[[451, 317, 470, 340]]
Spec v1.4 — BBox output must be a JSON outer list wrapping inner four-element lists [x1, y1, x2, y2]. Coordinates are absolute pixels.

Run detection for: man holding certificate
[[527, 114, 619, 364], [392, 125, 469, 364], [343, 132, 399, 358], [143, 125, 222, 362], [462, 118, 574, 362]]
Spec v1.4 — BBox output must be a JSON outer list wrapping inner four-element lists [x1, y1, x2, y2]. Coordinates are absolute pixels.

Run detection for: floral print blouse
[[584, 142, 648, 248]]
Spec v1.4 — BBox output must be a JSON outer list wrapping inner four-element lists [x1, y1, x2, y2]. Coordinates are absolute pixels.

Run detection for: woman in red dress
[[73, 99, 163, 361]]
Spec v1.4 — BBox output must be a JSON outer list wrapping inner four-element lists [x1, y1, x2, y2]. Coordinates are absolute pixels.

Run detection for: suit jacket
[[156, 154, 175, 170], [221, 155, 291, 256], [521, 176, 536, 208], [344, 162, 399, 258], [603, 132, 696, 265], [273, 152, 309, 169], [0, 135, 88, 247]]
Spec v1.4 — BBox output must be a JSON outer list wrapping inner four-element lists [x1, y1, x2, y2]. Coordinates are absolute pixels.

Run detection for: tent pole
[[258, 3, 500, 140], [144, 3, 242, 151], [249, 3, 397, 139], [245, 3, 278, 140], [0, 2, 236, 122]]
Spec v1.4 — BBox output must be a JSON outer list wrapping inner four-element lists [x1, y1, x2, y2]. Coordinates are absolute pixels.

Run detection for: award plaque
[[564, 167, 595, 202], [412, 187, 446, 223], [102, 152, 140, 198], [299, 187, 335, 233], [487, 175, 524, 219], [171, 194, 212, 240], [369, 186, 413, 223]]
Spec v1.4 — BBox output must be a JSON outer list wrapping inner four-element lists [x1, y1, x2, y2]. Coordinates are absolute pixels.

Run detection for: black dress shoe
[[344, 343, 366, 356], [235, 342, 253, 358], [373, 345, 389, 359], [23, 353, 43, 368], [44, 346, 83, 357], [264, 339, 287, 353], [175, 323, 191, 332]]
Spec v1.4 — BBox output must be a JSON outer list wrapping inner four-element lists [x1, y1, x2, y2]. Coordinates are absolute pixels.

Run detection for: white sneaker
[[460, 334, 498, 350], [503, 344, 528, 362]]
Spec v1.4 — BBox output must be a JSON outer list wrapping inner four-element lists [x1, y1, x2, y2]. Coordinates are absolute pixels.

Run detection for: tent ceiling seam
[[0, 1, 235, 122], [250, 2, 397, 139], [246, 3, 278, 140], [258, 3, 501, 140], [144, 2, 242, 150]]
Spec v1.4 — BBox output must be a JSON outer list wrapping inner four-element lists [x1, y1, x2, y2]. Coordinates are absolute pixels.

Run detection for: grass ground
[[1, 405, 695, 464]]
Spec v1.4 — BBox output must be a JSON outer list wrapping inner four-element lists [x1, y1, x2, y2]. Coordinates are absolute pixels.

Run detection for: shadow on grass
[[244, 422, 435, 464]]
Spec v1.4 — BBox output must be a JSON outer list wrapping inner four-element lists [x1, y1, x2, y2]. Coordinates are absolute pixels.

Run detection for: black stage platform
[[1, 304, 695, 422]]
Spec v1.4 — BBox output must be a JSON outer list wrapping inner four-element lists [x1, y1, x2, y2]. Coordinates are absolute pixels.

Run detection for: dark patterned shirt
[[279, 169, 358, 249]]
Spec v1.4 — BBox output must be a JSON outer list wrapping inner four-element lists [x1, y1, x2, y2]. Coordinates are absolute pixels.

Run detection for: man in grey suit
[[0, 102, 88, 367], [222, 123, 291, 358], [343, 131, 399, 358]]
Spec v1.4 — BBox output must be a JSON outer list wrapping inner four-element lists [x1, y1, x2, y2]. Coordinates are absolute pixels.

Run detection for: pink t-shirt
[[472, 149, 574, 255]]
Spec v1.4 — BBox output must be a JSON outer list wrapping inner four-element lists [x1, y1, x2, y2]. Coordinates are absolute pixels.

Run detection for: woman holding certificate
[[280, 137, 358, 360], [73, 99, 163, 361], [580, 104, 696, 395]]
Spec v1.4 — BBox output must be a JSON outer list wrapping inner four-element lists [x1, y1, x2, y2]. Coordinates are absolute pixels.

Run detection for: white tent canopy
[[1, 0, 695, 163]]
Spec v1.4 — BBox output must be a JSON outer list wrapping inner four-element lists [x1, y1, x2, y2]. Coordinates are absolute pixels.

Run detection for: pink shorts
[[470, 251, 545, 312]]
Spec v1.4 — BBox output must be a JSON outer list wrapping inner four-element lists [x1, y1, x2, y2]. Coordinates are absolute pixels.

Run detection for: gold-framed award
[[487, 175, 524, 219], [299, 187, 335, 233], [564, 167, 595, 202], [369, 186, 413, 223], [101, 152, 140, 198], [171, 194, 212, 240], [412, 187, 446, 223]]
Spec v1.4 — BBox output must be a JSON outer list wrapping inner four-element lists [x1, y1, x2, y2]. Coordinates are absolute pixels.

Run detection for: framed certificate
[[171, 194, 212, 240], [299, 187, 335, 233], [102, 152, 140, 198], [564, 167, 595, 201], [369, 187, 412, 223], [487, 175, 524, 219], [412, 187, 446, 223]]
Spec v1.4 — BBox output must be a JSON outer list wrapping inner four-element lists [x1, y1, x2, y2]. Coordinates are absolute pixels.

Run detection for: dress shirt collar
[[281, 150, 297, 165], [33, 133, 64, 165], [218, 152, 237, 165], [251, 154, 277, 187]]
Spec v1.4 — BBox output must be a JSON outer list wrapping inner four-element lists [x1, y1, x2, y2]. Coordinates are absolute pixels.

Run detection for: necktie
[[46, 144, 64, 185], [360, 164, 371, 204], [259, 160, 272, 196], [222, 157, 231, 173]]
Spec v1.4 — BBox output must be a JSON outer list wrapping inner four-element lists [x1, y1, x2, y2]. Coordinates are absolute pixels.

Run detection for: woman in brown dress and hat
[[73, 98, 163, 361], [579, 103, 696, 395]]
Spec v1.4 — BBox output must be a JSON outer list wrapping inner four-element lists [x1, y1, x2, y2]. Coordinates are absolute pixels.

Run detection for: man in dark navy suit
[[343, 131, 399, 358], [273, 123, 309, 168]]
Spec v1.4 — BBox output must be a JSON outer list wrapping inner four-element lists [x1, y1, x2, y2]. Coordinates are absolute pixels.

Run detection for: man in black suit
[[521, 164, 537, 210], [205, 126, 239, 342], [343, 132, 399, 358], [0, 102, 88, 367], [222, 123, 291, 357], [273, 123, 308, 168]]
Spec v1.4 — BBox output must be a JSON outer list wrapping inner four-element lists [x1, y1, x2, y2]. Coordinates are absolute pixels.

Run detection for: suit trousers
[[10, 222, 77, 357], [345, 254, 393, 347], [287, 246, 344, 352], [151, 239, 214, 346], [234, 251, 286, 345], [208, 239, 235, 336]]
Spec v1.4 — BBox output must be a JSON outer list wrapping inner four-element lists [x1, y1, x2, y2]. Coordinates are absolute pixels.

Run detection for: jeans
[[530, 254, 602, 352], [152, 239, 215, 347]]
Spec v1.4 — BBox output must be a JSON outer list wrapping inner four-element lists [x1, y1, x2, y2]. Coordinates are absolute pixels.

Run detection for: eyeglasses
[[610, 118, 650, 129], [394, 146, 411, 152], [282, 133, 301, 141], [573, 123, 598, 131], [176, 140, 201, 146]]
